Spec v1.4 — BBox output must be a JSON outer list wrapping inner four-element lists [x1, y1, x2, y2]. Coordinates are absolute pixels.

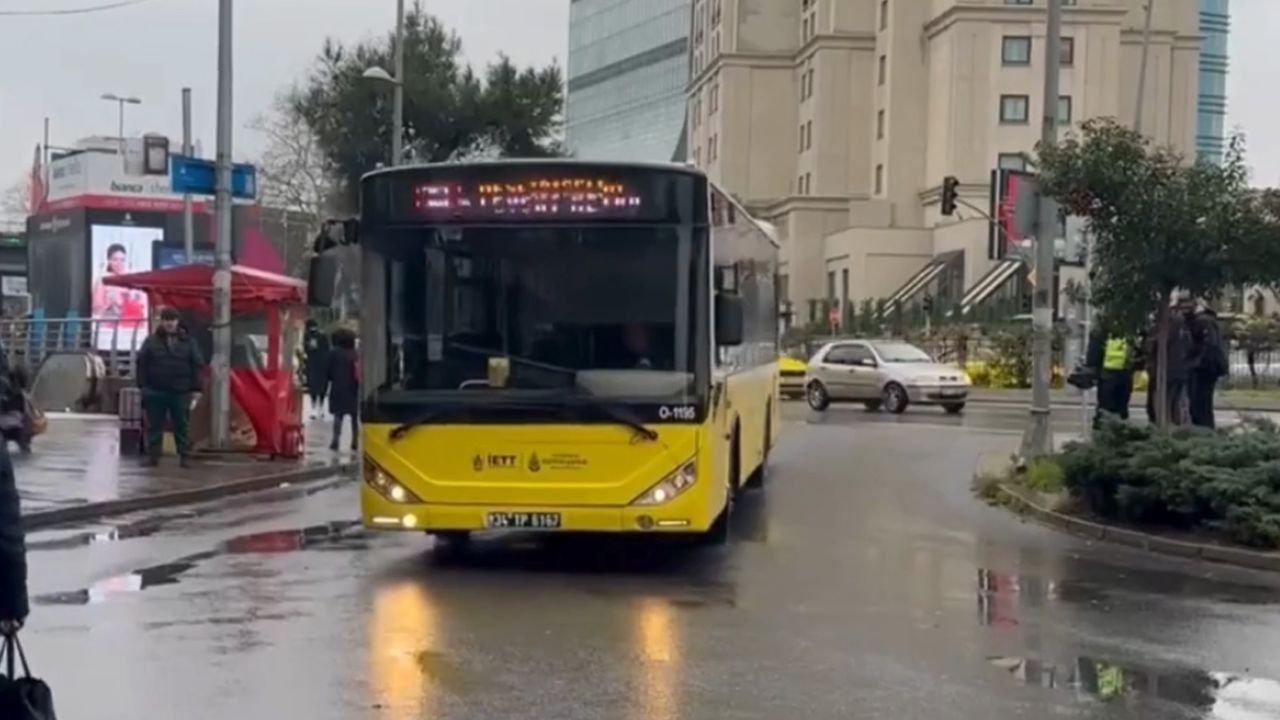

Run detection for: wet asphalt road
[[18, 404, 1280, 719]]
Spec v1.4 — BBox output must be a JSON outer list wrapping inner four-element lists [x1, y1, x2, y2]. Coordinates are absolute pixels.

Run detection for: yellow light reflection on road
[[369, 581, 439, 720], [630, 597, 683, 720]]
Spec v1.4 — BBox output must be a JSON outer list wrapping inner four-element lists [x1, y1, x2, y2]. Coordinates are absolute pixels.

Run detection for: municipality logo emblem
[[528, 452, 541, 473], [473, 454, 484, 472]]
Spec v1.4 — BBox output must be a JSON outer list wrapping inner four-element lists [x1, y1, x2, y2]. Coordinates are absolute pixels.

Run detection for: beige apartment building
[[686, 0, 1202, 326]]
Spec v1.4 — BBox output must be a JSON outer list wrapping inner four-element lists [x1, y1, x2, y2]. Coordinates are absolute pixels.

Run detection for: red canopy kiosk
[[103, 264, 308, 458]]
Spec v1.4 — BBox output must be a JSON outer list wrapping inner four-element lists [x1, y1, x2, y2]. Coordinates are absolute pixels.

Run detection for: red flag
[[28, 144, 45, 215]]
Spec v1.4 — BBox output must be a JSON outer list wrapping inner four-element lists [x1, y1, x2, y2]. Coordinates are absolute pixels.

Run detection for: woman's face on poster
[[108, 250, 127, 274]]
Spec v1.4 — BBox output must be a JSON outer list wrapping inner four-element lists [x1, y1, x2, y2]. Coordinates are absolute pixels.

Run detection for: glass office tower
[[566, 0, 691, 162], [1196, 0, 1230, 164]]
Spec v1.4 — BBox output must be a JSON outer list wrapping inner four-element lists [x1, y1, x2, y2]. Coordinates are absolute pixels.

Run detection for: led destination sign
[[362, 164, 706, 225], [413, 178, 645, 219]]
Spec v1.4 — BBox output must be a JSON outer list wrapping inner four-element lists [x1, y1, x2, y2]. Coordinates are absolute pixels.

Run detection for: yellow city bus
[[308, 160, 780, 543]]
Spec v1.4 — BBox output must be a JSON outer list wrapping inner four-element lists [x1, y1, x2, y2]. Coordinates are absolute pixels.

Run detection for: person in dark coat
[[303, 320, 331, 420], [1186, 306, 1228, 428], [136, 307, 206, 467], [0, 432, 27, 634], [326, 328, 360, 452], [1143, 311, 1191, 425]]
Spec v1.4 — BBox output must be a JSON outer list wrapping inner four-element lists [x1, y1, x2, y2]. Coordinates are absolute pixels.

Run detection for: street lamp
[[100, 93, 141, 155], [362, 0, 405, 166]]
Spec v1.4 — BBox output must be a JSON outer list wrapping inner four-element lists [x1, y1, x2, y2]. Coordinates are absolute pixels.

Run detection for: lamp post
[[362, 0, 405, 166], [100, 93, 141, 158]]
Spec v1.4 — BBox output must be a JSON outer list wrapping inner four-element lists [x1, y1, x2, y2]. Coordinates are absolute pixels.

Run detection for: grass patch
[[1025, 457, 1065, 494]]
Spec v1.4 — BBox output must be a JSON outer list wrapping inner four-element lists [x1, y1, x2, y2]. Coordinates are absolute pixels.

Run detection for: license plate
[[939, 388, 966, 397], [485, 512, 562, 530]]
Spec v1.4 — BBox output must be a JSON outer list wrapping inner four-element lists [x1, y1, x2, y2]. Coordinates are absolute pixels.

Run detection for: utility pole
[[181, 87, 195, 261], [1133, 0, 1156, 132], [211, 0, 233, 449], [392, 0, 405, 166], [1021, 0, 1062, 458]]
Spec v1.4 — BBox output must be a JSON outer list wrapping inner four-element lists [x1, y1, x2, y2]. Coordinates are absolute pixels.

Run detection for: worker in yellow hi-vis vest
[[1085, 329, 1135, 426]]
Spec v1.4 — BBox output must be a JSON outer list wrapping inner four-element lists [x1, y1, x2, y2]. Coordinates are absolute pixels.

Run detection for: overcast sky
[[0, 0, 1277, 185]]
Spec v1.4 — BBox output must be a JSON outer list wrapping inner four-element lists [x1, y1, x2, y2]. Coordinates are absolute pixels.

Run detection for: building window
[[997, 153, 1026, 171], [999, 94, 1030, 124], [876, 109, 885, 140], [799, 123, 806, 152], [1002, 36, 1031, 65], [710, 83, 719, 114], [694, 147, 702, 166], [807, 69, 815, 98], [806, 120, 814, 150], [1060, 37, 1075, 66], [802, 15, 811, 41], [1004, 0, 1032, 4], [805, 173, 812, 194], [710, 135, 718, 161], [841, 269, 850, 309], [878, 55, 886, 85], [879, 0, 888, 31], [1057, 95, 1073, 125], [874, 164, 884, 195]]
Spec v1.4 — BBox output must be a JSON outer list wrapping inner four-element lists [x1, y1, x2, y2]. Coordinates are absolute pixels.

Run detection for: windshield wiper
[[589, 403, 659, 443], [387, 400, 659, 444]]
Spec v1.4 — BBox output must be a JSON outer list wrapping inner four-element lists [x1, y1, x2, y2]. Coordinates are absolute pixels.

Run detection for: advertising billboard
[[90, 224, 160, 350]]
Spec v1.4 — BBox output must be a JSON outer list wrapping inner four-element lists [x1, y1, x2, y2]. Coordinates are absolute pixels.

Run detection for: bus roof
[[361, 158, 708, 184]]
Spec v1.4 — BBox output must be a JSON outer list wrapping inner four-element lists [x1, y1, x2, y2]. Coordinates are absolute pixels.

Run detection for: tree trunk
[[1155, 291, 1171, 429]]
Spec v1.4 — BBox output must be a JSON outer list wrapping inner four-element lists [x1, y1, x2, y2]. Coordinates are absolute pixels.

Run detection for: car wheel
[[943, 403, 965, 415], [806, 381, 831, 411], [882, 383, 909, 414], [863, 400, 882, 412]]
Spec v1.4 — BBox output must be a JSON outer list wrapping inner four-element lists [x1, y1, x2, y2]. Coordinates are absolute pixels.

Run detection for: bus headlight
[[364, 458, 422, 504], [631, 459, 697, 506]]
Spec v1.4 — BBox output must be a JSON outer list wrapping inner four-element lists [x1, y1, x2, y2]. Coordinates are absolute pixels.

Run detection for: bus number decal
[[659, 405, 696, 421]]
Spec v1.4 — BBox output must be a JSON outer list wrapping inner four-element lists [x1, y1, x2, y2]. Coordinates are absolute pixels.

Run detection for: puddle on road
[[989, 654, 1280, 718], [35, 520, 364, 606], [975, 566, 1280, 627]]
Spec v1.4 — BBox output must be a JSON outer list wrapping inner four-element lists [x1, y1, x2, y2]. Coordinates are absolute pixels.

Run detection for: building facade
[[1196, 0, 1229, 164], [566, 0, 692, 162], [687, 0, 1204, 327]]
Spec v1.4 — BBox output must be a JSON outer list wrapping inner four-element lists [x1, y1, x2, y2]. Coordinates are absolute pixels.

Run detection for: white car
[[804, 339, 970, 414]]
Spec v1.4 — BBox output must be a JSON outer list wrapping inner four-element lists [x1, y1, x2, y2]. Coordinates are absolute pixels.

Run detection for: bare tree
[[249, 90, 341, 225], [1, 175, 30, 219]]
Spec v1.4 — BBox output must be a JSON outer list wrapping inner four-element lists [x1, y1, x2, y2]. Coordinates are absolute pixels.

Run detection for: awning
[[956, 258, 1025, 317], [878, 251, 962, 318]]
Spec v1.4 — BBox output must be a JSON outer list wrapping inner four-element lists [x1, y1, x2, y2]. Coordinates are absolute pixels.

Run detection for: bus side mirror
[[307, 254, 338, 308], [715, 293, 745, 347]]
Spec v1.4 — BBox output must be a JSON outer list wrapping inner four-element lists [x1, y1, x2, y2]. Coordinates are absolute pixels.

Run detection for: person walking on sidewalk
[[0, 436, 27, 635], [303, 320, 331, 420], [326, 328, 359, 452], [136, 307, 205, 467]]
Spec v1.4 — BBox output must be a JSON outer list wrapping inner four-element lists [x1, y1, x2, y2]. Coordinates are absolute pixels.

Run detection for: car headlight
[[630, 459, 697, 506], [364, 457, 423, 504]]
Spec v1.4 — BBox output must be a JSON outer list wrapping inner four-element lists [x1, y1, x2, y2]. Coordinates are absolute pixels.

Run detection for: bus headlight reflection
[[630, 459, 697, 506]]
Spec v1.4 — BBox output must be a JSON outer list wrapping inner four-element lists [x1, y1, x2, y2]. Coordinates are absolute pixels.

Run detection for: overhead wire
[[0, 0, 157, 17]]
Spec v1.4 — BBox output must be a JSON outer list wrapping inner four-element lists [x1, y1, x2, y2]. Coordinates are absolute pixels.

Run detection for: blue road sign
[[170, 155, 257, 200]]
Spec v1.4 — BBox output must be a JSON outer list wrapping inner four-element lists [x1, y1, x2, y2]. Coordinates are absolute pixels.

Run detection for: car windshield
[[360, 224, 708, 408], [873, 342, 934, 363]]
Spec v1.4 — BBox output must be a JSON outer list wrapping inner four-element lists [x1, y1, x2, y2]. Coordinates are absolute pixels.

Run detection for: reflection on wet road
[[20, 414, 1280, 719]]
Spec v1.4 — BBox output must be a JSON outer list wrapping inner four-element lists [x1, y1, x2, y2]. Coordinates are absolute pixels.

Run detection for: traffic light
[[940, 176, 959, 216], [922, 294, 934, 314]]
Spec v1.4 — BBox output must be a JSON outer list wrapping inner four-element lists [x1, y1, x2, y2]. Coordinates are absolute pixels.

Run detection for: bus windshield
[[361, 224, 709, 414]]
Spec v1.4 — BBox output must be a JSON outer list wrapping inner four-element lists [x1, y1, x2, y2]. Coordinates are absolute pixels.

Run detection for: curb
[[22, 461, 358, 531], [991, 482, 1280, 573]]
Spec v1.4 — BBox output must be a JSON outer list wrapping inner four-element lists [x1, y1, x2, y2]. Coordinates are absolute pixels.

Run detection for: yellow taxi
[[779, 354, 808, 399]]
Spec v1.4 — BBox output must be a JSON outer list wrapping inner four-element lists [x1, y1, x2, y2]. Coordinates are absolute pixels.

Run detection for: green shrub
[[1058, 418, 1280, 548], [1025, 458, 1065, 494]]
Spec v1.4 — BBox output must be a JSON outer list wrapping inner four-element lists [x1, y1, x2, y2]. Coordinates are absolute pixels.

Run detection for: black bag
[[0, 632, 56, 719]]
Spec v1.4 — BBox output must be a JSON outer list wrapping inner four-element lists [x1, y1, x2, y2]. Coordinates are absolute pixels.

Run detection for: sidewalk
[[968, 387, 1280, 413], [16, 414, 355, 525]]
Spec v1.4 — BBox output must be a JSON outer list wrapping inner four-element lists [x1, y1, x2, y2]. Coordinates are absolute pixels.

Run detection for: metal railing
[[0, 317, 143, 379]]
